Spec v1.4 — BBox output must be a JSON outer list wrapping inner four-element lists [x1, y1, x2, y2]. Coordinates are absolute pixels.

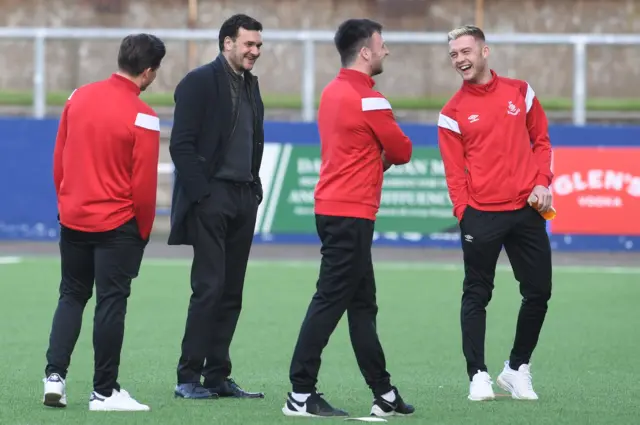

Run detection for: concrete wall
[[1, 0, 639, 99]]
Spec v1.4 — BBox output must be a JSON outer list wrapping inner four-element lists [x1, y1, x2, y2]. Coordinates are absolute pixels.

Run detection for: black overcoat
[[167, 55, 265, 246]]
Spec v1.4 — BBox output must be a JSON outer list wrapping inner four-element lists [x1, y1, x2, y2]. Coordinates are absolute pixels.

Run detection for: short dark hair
[[218, 14, 263, 51], [117, 33, 166, 76], [334, 19, 383, 67]]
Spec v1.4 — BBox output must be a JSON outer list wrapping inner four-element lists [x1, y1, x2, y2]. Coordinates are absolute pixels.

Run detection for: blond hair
[[447, 25, 486, 42]]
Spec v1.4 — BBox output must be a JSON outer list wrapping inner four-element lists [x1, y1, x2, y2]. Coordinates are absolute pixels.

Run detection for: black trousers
[[459, 205, 552, 379], [177, 180, 258, 386], [288, 215, 392, 396], [44, 218, 147, 396]]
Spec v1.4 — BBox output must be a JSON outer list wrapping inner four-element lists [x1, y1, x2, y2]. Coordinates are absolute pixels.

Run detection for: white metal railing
[[2, 27, 640, 125]]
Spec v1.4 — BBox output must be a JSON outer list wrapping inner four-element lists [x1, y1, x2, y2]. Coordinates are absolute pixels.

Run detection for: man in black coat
[[169, 14, 265, 400]]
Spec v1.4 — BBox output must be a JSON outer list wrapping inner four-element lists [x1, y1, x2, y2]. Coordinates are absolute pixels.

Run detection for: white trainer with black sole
[[88, 389, 150, 411], [43, 373, 67, 408]]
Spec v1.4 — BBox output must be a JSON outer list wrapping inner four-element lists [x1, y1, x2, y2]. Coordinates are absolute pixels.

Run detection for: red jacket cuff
[[454, 204, 467, 222], [535, 174, 550, 187]]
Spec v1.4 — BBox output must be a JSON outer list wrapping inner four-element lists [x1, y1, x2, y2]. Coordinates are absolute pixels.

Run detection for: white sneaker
[[88, 389, 150, 411], [468, 370, 495, 401], [496, 361, 539, 400], [43, 373, 67, 408]]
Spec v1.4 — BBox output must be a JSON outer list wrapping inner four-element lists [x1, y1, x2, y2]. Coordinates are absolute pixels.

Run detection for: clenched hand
[[528, 185, 553, 212]]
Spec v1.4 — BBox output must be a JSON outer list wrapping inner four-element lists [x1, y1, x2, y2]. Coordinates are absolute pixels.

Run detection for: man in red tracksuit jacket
[[283, 19, 415, 419], [437, 25, 554, 402], [42, 34, 165, 412]]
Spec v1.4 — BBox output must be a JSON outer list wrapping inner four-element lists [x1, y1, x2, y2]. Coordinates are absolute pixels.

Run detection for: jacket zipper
[[230, 92, 240, 140], [248, 78, 259, 179], [510, 117, 518, 209]]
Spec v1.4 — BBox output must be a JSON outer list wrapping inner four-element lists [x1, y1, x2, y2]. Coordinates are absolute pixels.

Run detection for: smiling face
[[448, 33, 489, 83], [224, 27, 263, 72]]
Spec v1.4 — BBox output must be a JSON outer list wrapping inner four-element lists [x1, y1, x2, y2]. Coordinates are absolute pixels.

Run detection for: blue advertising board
[[0, 117, 639, 251]]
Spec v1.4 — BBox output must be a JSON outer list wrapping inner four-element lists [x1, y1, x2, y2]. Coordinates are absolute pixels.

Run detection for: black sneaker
[[370, 386, 415, 417], [282, 392, 349, 417]]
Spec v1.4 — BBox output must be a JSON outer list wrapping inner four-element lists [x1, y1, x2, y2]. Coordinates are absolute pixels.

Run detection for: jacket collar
[[461, 69, 499, 95], [337, 68, 376, 88], [110, 73, 141, 95]]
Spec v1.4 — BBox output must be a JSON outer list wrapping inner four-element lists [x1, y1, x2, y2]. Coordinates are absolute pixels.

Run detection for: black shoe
[[205, 378, 264, 399], [174, 383, 218, 399], [282, 392, 349, 417], [370, 386, 415, 417]]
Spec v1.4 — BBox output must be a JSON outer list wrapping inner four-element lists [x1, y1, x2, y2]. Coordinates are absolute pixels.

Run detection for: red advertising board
[[550, 147, 640, 235]]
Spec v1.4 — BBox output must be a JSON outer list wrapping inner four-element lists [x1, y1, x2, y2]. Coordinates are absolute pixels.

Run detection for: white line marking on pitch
[[0, 256, 22, 265], [139, 259, 640, 275], [11, 256, 640, 275]]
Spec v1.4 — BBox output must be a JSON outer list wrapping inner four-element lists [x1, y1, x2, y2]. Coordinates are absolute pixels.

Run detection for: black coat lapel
[[211, 56, 233, 141]]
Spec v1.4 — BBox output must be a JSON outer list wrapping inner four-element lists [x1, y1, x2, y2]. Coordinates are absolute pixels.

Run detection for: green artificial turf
[[2, 90, 640, 111], [0, 257, 638, 424]]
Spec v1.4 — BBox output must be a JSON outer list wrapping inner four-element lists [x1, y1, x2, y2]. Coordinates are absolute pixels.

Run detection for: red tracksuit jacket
[[53, 73, 160, 240], [314, 68, 413, 221], [437, 69, 553, 221]]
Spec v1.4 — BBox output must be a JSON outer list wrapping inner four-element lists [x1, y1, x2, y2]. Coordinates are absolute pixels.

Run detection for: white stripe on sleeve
[[437, 113, 461, 134], [525, 83, 535, 113], [134, 113, 160, 131], [362, 97, 392, 112]]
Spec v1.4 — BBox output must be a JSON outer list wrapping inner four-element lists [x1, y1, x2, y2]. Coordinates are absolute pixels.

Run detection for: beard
[[231, 53, 257, 72], [371, 61, 383, 77]]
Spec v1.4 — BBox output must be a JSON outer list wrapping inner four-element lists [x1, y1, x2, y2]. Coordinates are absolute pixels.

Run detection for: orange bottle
[[528, 196, 557, 220]]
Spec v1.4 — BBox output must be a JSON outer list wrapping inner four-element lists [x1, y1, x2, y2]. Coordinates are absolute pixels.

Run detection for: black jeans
[[177, 180, 258, 386], [288, 214, 393, 396], [459, 205, 552, 379], [44, 218, 147, 396]]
